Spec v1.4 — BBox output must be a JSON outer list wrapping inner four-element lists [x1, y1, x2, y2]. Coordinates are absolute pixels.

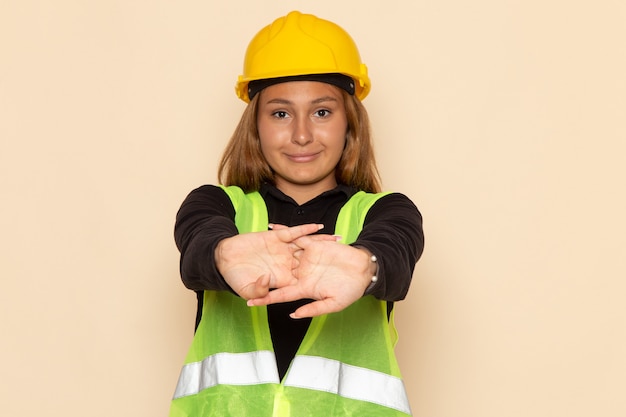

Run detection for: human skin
[[256, 81, 348, 205], [216, 81, 375, 317]]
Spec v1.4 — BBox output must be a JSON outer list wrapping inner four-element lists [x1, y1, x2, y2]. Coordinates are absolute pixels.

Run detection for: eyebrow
[[265, 96, 339, 105]]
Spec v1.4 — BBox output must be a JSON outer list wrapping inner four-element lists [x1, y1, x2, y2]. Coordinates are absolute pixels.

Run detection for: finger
[[290, 249, 302, 270], [298, 235, 341, 248], [296, 234, 340, 242], [238, 274, 270, 300], [247, 285, 303, 307], [268, 272, 298, 289], [275, 223, 324, 243], [290, 298, 342, 319], [291, 234, 340, 251]]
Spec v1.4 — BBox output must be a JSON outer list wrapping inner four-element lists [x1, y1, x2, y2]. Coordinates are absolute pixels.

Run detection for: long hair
[[218, 89, 382, 193], [336, 90, 382, 193]]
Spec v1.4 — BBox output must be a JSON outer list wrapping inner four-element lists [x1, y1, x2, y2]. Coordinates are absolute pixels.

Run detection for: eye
[[272, 111, 289, 119], [314, 109, 331, 118]]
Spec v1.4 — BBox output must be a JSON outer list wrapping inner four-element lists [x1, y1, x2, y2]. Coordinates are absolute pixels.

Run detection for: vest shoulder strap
[[219, 185, 268, 232], [335, 190, 392, 244], [221, 185, 391, 242]]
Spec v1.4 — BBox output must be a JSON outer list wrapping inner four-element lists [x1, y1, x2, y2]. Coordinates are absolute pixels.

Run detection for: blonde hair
[[218, 90, 381, 193]]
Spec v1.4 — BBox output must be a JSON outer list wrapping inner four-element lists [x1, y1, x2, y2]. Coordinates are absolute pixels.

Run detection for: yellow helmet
[[235, 11, 370, 102]]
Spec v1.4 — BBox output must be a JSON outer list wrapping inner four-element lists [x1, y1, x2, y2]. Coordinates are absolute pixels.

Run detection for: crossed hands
[[214, 223, 376, 318]]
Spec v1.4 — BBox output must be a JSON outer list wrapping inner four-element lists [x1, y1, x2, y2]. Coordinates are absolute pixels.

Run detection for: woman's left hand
[[246, 236, 376, 318]]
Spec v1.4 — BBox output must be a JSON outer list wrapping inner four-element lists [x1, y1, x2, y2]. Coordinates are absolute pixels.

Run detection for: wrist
[[354, 246, 379, 293], [214, 236, 233, 274]]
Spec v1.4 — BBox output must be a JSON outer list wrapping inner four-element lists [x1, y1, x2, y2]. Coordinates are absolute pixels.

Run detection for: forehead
[[259, 81, 344, 103]]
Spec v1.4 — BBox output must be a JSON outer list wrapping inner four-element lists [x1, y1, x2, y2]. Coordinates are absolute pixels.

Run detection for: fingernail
[[268, 224, 275, 230], [334, 235, 343, 241], [317, 224, 324, 230]]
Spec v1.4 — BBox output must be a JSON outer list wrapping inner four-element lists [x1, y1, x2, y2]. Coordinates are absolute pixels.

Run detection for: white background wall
[[2, 1, 625, 416]]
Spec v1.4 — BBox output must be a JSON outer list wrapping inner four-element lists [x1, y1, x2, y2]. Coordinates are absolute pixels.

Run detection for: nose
[[291, 117, 313, 146]]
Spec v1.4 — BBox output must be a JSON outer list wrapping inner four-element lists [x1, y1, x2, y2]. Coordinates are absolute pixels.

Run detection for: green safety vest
[[170, 186, 412, 417]]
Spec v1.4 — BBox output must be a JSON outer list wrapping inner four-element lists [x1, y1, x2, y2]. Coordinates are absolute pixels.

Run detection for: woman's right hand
[[215, 223, 326, 300]]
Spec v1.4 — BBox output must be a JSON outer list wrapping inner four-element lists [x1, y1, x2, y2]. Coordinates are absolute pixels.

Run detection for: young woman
[[170, 11, 424, 417]]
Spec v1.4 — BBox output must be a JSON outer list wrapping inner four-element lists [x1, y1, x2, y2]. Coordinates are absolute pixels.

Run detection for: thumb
[[237, 274, 271, 300]]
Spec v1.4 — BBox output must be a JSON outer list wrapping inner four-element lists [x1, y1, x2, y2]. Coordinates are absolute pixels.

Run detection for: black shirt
[[174, 183, 424, 378]]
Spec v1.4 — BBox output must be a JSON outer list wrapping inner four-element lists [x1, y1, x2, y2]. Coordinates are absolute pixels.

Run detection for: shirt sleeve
[[174, 185, 238, 292], [352, 193, 424, 301]]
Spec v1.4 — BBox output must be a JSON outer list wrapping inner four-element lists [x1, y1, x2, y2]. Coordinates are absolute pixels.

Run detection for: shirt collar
[[259, 182, 355, 205]]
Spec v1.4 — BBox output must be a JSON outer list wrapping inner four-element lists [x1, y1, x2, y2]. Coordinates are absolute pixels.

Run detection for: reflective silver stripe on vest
[[285, 355, 412, 415], [173, 351, 279, 399]]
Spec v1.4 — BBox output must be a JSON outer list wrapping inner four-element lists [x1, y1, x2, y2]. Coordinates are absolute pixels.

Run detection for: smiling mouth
[[286, 152, 321, 163]]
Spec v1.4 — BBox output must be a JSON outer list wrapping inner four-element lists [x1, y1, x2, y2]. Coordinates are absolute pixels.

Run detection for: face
[[257, 81, 348, 202]]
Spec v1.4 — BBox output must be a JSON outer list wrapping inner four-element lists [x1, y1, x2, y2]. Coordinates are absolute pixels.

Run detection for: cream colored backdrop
[[1, 1, 625, 416]]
